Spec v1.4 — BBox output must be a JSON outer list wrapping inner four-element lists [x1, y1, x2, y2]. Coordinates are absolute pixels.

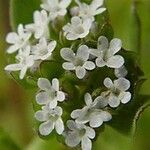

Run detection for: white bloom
[[63, 16, 92, 40], [115, 65, 128, 78], [90, 36, 124, 68], [6, 24, 31, 54], [41, 0, 71, 21], [60, 45, 95, 79], [71, 93, 111, 128], [65, 120, 95, 150], [71, 0, 106, 21], [36, 78, 65, 108], [35, 106, 64, 135], [25, 10, 49, 39], [102, 77, 131, 108], [5, 46, 34, 79], [32, 38, 56, 60]]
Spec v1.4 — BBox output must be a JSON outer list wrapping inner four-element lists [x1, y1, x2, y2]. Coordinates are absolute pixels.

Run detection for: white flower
[[6, 24, 31, 54], [60, 45, 95, 79], [32, 38, 57, 60], [90, 36, 124, 68], [102, 77, 131, 108], [41, 0, 71, 21], [25, 10, 49, 39], [115, 65, 128, 78], [63, 16, 92, 40], [5, 46, 34, 79], [36, 78, 65, 108], [35, 106, 64, 135], [71, 93, 111, 128], [71, 0, 106, 21], [65, 120, 95, 150]]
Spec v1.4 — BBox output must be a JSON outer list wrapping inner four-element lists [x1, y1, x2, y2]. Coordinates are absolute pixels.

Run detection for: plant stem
[[131, 0, 142, 65]]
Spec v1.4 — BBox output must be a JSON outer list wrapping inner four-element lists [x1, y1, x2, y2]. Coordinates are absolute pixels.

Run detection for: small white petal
[[35, 110, 48, 122], [89, 114, 103, 128], [52, 78, 59, 91], [94, 96, 108, 108], [55, 118, 64, 135], [62, 62, 75, 70], [107, 55, 124, 68], [57, 91, 65, 102], [49, 100, 58, 109], [103, 78, 113, 89], [60, 48, 75, 61], [108, 95, 120, 108], [6, 33, 19, 44], [114, 78, 130, 91], [84, 93, 92, 106], [38, 78, 51, 90], [96, 57, 106, 67], [99, 111, 112, 122], [36, 92, 49, 105], [77, 45, 89, 61], [67, 120, 77, 130], [39, 121, 54, 136], [75, 66, 86, 79], [115, 65, 128, 78], [65, 132, 80, 147], [83, 61, 95, 70], [109, 38, 122, 55], [81, 137, 92, 150], [120, 92, 131, 104], [86, 127, 95, 139], [5, 64, 21, 71], [19, 67, 27, 79], [97, 36, 109, 51], [71, 109, 81, 119]]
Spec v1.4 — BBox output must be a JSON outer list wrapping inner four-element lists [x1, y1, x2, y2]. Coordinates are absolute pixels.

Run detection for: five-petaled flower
[[31, 37, 57, 61], [6, 24, 31, 54], [41, 0, 71, 21], [35, 105, 64, 135], [25, 10, 49, 39], [65, 120, 95, 150], [63, 16, 92, 40], [36, 78, 65, 108], [60, 45, 95, 79], [71, 0, 106, 22], [90, 36, 124, 68], [102, 77, 131, 108], [71, 93, 112, 128], [5, 46, 34, 79]]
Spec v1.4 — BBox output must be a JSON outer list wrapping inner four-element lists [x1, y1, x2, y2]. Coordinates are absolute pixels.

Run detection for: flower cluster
[[5, 0, 132, 150]]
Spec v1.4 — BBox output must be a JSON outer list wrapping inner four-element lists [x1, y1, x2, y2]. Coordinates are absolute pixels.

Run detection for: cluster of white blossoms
[[5, 0, 132, 150]]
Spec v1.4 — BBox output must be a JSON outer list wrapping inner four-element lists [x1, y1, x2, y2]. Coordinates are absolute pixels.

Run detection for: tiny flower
[[32, 38, 57, 60], [63, 16, 92, 40], [41, 0, 71, 21], [35, 106, 64, 135], [6, 24, 31, 54], [36, 78, 65, 108], [5, 46, 34, 79], [65, 120, 95, 150], [60, 45, 95, 79], [90, 36, 124, 68], [114, 65, 128, 78], [102, 77, 131, 108], [71, 93, 111, 128], [25, 10, 49, 39], [71, 0, 106, 21]]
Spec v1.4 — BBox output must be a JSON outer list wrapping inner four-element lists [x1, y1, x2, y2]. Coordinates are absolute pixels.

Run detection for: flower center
[[73, 57, 84, 66]]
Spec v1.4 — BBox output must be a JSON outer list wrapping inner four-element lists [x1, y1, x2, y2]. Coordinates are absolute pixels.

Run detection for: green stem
[[131, 0, 142, 65]]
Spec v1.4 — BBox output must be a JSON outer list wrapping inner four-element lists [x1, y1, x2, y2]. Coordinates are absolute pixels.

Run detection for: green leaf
[[10, 0, 41, 30], [40, 60, 65, 81]]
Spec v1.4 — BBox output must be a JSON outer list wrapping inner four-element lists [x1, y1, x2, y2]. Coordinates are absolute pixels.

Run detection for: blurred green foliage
[[0, 0, 150, 150]]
